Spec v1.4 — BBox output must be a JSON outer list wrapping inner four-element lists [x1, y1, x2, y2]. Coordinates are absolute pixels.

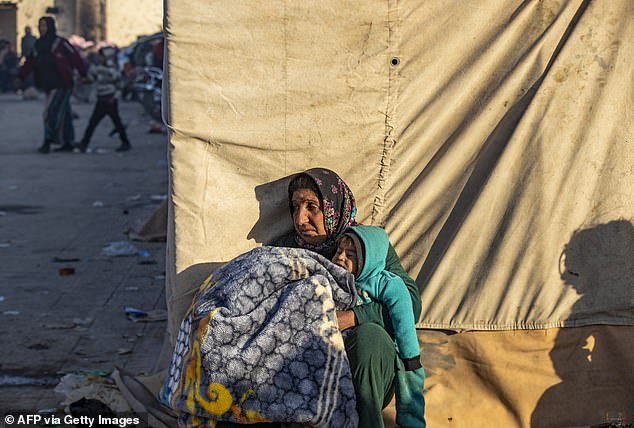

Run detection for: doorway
[[0, 3, 17, 49]]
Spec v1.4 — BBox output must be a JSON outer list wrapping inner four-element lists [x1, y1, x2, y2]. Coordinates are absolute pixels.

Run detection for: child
[[333, 224, 426, 428], [77, 47, 131, 153]]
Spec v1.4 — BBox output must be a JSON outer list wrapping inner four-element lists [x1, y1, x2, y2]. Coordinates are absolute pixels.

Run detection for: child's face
[[332, 238, 358, 275]]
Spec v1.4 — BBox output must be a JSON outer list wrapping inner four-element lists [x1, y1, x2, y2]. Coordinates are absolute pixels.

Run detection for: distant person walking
[[20, 26, 36, 60], [77, 47, 131, 153], [17, 16, 86, 154], [0, 41, 18, 92]]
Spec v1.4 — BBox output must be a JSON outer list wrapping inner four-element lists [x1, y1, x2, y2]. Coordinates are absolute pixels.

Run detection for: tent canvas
[[162, 0, 634, 426]]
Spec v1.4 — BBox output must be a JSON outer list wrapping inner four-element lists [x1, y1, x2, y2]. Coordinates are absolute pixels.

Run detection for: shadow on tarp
[[157, 174, 296, 379], [531, 220, 634, 427], [165, 171, 297, 358], [247, 174, 295, 245], [414, 0, 591, 293]]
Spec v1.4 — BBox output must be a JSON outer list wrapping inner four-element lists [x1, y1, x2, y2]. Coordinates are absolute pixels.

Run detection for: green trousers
[[344, 322, 397, 428]]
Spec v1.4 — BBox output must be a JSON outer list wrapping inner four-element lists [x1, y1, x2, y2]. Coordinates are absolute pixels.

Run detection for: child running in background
[[77, 47, 131, 153], [333, 224, 426, 428]]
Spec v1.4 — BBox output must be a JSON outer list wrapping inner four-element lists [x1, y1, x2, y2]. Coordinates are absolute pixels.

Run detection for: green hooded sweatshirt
[[346, 225, 421, 370], [345, 225, 426, 428]]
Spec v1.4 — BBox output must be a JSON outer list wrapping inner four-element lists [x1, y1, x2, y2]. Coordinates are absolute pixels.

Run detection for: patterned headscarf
[[290, 168, 357, 256]]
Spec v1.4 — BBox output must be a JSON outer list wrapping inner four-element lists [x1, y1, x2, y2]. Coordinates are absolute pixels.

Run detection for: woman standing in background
[[17, 16, 86, 154]]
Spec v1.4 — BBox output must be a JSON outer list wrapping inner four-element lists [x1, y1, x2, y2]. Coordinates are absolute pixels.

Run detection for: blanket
[[161, 246, 359, 427]]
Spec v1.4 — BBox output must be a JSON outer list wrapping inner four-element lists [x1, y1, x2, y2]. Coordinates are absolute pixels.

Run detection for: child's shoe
[[53, 144, 74, 152], [76, 141, 88, 153], [115, 143, 131, 152]]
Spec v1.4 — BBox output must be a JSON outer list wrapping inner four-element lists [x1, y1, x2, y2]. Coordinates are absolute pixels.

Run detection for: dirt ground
[[0, 91, 169, 413]]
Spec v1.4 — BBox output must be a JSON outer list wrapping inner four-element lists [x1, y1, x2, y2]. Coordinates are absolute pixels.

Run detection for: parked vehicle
[[118, 32, 163, 100], [132, 65, 162, 121]]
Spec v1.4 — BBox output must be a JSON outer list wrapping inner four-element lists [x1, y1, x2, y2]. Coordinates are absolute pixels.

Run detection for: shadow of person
[[136, 173, 306, 428], [161, 173, 297, 370], [531, 220, 634, 428], [246, 174, 295, 245]]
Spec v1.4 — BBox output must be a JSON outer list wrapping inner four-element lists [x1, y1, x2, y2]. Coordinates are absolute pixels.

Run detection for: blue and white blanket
[[161, 246, 359, 427]]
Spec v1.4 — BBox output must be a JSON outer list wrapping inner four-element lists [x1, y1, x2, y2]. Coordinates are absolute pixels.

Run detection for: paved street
[[0, 92, 169, 413]]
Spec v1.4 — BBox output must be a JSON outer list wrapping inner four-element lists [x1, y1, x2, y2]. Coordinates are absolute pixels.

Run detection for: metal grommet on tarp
[[390, 57, 400, 67]]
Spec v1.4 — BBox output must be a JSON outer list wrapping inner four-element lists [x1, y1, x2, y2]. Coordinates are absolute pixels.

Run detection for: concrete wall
[[0, 4, 18, 48], [9, 0, 162, 57], [106, 0, 163, 47], [53, 0, 79, 38], [13, 0, 55, 56]]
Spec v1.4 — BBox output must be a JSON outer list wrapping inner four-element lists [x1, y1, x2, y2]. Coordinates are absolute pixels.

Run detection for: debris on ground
[[43, 323, 77, 330], [27, 343, 50, 350], [42, 318, 93, 330], [52, 257, 81, 263], [102, 241, 139, 257], [54, 373, 133, 413], [22, 86, 40, 100], [150, 194, 167, 202], [75, 370, 112, 377], [58, 267, 76, 276], [68, 397, 116, 423], [128, 199, 167, 242], [0, 373, 58, 386], [124, 307, 167, 323], [73, 318, 94, 327]]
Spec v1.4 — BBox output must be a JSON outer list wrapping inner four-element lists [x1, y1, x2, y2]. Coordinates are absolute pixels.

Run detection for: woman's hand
[[336, 310, 357, 331]]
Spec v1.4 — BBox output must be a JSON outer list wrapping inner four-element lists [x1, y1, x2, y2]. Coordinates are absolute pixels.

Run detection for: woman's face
[[291, 188, 327, 245], [38, 19, 48, 37]]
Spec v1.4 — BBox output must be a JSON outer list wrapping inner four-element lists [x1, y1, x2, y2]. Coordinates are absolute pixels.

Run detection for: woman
[[274, 168, 423, 427], [17, 16, 86, 153]]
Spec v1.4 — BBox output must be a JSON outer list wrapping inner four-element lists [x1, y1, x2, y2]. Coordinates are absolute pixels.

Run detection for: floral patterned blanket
[[161, 246, 359, 427]]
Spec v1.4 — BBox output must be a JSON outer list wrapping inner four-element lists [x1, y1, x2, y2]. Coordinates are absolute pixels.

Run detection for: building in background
[[0, 0, 162, 55]]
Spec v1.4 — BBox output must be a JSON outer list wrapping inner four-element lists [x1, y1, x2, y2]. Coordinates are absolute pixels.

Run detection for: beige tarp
[[416, 326, 634, 427], [165, 0, 633, 335], [160, 0, 634, 426]]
